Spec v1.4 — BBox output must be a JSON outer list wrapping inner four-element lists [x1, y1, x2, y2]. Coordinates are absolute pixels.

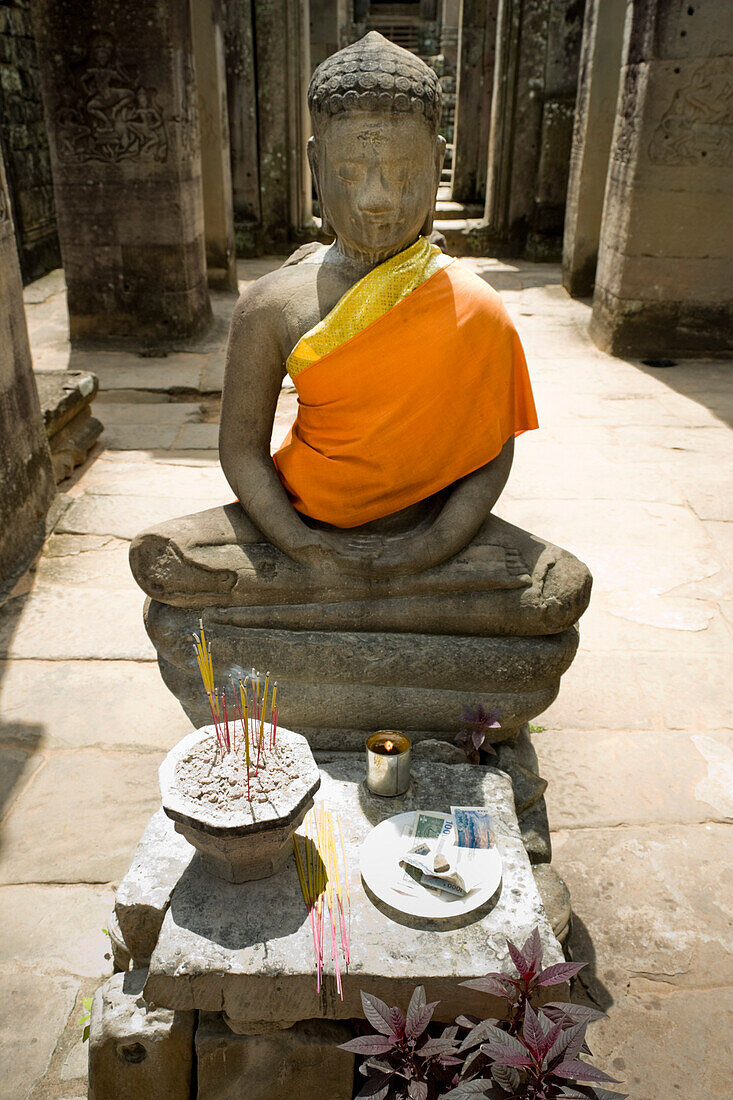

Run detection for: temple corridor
[[1, 255, 731, 1098]]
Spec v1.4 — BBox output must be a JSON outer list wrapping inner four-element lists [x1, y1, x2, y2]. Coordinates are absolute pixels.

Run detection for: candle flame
[[384, 739, 394, 752]]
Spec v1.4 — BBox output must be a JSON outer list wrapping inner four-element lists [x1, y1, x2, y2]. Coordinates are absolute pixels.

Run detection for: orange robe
[[273, 247, 537, 529]]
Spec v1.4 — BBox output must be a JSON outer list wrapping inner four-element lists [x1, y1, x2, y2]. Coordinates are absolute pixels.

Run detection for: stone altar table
[[97, 758, 564, 1099]]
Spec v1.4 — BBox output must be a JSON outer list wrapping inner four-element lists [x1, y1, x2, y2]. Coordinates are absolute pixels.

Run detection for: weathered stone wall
[[0, 0, 60, 282], [591, 0, 733, 356], [0, 146, 54, 601], [31, 0, 211, 342]]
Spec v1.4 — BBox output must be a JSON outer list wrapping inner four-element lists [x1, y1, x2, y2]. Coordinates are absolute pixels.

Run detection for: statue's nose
[[358, 166, 393, 215]]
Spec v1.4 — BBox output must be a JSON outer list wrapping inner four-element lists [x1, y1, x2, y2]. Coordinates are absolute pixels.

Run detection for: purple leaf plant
[[342, 928, 627, 1100], [456, 705, 502, 763]]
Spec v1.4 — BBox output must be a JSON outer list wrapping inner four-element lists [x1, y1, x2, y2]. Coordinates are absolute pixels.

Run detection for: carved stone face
[[311, 112, 444, 263]]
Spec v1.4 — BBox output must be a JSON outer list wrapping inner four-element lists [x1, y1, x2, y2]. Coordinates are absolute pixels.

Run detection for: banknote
[[451, 806, 495, 850]]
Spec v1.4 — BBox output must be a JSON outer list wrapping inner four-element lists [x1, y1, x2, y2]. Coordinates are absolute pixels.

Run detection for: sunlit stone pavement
[[1, 257, 731, 1099]]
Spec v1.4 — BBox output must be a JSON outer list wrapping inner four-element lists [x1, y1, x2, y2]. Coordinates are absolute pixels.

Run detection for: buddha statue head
[[307, 32, 445, 264]]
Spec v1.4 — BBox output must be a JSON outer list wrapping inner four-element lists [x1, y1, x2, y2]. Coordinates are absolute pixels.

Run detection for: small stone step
[[435, 200, 484, 221]]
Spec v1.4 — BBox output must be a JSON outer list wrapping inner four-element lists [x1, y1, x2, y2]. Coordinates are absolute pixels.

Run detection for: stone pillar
[[562, 0, 626, 297], [0, 147, 55, 601], [223, 0, 261, 237], [591, 0, 733, 356], [192, 0, 237, 291], [310, 0, 349, 69], [452, 0, 498, 204], [31, 0, 211, 342], [0, 1, 61, 282], [224, 0, 312, 255], [478, 0, 584, 258]]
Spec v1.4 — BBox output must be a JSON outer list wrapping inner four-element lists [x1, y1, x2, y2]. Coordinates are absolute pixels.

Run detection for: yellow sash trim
[[286, 236, 451, 379]]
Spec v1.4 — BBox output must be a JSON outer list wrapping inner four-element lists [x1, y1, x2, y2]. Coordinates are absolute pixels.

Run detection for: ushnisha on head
[[308, 32, 446, 265]]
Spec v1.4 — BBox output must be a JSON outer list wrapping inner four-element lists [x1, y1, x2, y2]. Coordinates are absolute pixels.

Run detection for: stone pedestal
[[88, 970, 194, 1100], [106, 758, 568, 1097], [590, 0, 733, 357], [452, 0, 498, 204], [196, 1014, 354, 1100], [131, 508, 591, 749], [562, 0, 626, 298], [192, 0, 237, 291], [142, 760, 565, 1024], [31, 0, 211, 342], [0, 149, 55, 600]]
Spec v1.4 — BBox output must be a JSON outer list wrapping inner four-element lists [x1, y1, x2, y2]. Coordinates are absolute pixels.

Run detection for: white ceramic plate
[[360, 811, 503, 919]]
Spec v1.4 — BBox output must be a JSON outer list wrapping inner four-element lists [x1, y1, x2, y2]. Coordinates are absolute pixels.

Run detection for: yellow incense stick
[[258, 671, 269, 749], [239, 679, 251, 775]]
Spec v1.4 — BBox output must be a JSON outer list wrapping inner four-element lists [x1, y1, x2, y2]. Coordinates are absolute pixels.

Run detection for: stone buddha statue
[[130, 33, 591, 746]]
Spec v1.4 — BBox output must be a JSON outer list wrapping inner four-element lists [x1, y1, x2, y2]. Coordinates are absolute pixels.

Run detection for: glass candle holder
[[365, 730, 411, 797]]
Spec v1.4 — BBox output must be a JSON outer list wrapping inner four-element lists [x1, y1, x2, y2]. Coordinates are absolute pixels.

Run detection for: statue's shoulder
[[235, 246, 327, 317]]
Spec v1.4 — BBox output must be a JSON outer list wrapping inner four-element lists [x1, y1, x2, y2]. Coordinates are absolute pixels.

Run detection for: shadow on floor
[[566, 911, 614, 1013], [631, 357, 733, 430]]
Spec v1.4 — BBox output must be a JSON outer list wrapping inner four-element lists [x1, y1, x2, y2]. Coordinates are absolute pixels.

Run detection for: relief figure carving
[[649, 63, 733, 166], [56, 34, 168, 165]]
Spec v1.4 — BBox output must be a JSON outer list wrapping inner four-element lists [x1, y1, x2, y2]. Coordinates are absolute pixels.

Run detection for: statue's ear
[[421, 134, 446, 237], [308, 136, 334, 238]]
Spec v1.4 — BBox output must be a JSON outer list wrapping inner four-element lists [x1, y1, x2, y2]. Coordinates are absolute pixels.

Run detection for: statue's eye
[[384, 163, 410, 183], [337, 164, 364, 183]]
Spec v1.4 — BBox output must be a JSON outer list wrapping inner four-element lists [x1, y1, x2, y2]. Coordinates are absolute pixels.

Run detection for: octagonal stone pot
[[160, 725, 320, 883]]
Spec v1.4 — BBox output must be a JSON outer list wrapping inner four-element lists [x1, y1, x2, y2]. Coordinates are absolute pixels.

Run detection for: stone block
[[144, 760, 563, 1024], [88, 970, 194, 1100], [49, 406, 104, 482], [196, 1014, 355, 1100], [34, 369, 98, 437], [115, 809, 195, 966]]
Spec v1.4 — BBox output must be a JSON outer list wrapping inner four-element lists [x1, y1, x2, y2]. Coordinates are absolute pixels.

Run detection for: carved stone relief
[[56, 34, 168, 165], [649, 62, 733, 166]]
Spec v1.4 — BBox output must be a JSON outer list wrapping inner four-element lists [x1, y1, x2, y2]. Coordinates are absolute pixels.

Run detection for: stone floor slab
[[173, 422, 220, 449], [57, 493, 206, 540], [0, 585, 153, 660], [0, 750, 163, 884], [79, 453, 229, 500], [69, 352, 206, 392], [586, 987, 733, 1100], [0, 967, 79, 1100], [534, 728, 733, 828], [554, 822, 733, 1001], [0, 659, 192, 751], [538, 648, 733, 730], [0, 884, 114, 977]]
